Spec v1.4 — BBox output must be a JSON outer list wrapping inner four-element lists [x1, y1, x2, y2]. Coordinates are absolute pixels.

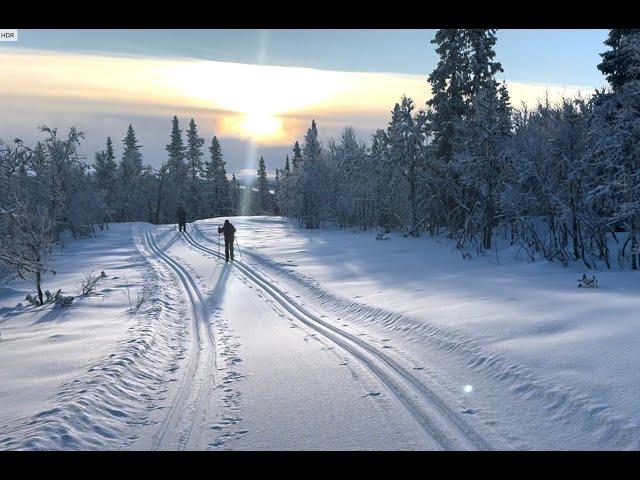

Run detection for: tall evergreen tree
[[590, 30, 640, 269], [256, 156, 270, 214], [465, 29, 503, 99], [291, 141, 302, 174], [204, 135, 229, 217], [426, 29, 470, 164], [598, 29, 640, 91], [165, 116, 186, 221], [185, 118, 204, 218], [299, 120, 324, 228], [118, 125, 143, 222], [284, 154, 290, 175], [94, 137, 118, 217]]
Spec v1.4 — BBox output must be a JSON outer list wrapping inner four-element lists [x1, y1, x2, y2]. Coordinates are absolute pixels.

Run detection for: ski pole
[[235, 236, 243, 259], [218, 230, 221, 257]]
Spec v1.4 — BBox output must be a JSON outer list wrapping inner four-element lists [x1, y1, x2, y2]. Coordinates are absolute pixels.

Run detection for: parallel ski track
[[144, 229, 217, 450], [184, 228, 494, 451]]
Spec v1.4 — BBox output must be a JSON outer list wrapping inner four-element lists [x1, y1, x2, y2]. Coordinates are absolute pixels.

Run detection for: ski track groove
[[183, 228, 494, 451], [143, 229, 217, 450]]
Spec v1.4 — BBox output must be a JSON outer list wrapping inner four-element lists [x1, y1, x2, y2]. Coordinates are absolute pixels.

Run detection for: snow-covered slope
[[193, 216, 640, 450], [2, 217, 639, 450]]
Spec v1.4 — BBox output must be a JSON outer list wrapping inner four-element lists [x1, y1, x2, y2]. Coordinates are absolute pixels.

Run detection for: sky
[[0, 29, 609, 177]]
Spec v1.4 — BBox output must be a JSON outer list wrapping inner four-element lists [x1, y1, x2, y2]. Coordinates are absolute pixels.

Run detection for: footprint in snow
[[462, 408, 476, 415], [413, 367, 424, 371], [363, 392, 381, 398]]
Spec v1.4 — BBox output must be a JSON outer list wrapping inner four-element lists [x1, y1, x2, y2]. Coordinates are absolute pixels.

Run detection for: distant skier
[[176, 205, 187, 232], [218, 219, 236, 262]]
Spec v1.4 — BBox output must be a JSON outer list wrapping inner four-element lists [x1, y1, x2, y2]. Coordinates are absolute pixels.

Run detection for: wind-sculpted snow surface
[[193, 217, 640, 450], [3, 218, 640, 450], [182, 229, 500, 450], [0, 224, 189, 450]]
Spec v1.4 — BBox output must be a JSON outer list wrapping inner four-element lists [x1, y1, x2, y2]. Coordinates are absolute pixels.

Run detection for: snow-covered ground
[[1, 216, 639, 450]]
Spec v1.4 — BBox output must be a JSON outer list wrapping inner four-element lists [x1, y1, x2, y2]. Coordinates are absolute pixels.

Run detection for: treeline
[[0, 117, 272, 298], [93, 116, 257, 225], [274, 29, 640, 270]]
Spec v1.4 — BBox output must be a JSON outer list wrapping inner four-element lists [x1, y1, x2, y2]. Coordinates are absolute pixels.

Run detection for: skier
[[176, 205, 187, 232], [218, 219, 236, 262]]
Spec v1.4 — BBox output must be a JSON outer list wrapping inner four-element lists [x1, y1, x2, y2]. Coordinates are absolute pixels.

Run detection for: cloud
[[0, 47, 597, 173]]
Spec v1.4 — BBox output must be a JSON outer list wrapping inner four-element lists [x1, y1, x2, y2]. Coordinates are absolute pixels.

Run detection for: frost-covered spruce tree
[[276, 155, 292, 216], [117, 124, 143, 222], [273, 168, 281, 215], [589, 30, 640, 269], [330, 127, 370, 229], [185, 119, 204, 219], [427, 29, 470, 165], [598, 29, 640, 91], [286, 143, 304, 220], [137, 165, 159, 224], [165, 115, 187, 221], [94, 137, 118, 218], [385, 97, 428, 236], [465, 29, 503, 100], [255, 156, 271, 214], [553, 97, 591, 263], [459, 79, 512, 250], [369, 129, 395, 230], [291, 141, 302, 175], [425, 29, 474, 237], [299, 120, 324, 228], [204, 135, 229, 217], [154, 163, 169, 224]]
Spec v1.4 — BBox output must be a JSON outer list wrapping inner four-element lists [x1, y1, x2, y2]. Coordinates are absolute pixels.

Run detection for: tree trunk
[[572, 206, 580, 260], [632, 229, 638, 271], [36, 270, 43, 305]]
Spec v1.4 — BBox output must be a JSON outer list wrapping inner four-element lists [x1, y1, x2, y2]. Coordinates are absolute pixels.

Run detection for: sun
[[240, 113, 283, 140]]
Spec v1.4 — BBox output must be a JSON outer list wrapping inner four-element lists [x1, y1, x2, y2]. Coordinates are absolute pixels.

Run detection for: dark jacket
[[218, 221, 236, 241], [176, 207, 186, 222]]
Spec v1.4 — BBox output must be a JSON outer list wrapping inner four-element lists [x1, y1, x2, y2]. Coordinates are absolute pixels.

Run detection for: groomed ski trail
[[142, 229, 218, 450], [183, 228, 501, 451]]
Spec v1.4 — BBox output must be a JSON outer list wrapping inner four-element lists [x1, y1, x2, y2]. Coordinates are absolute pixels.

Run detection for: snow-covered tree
[[426, 29, 470, 165], [589, 30, 640, 269], [117, 124, 143, 222], [598, 29, 640, 92], [94, 137, 118, 217], [204, 135, 229, 217], [165, 116, 186, 221], [0, 200, 56, 305], [185, 118, 204, 218], [254, 156, 271, 214], [298, 120, 324, 228]]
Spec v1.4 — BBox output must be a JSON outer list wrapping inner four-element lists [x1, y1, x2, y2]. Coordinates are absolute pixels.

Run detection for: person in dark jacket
[[218, 219, 236, 262], [176, 205, 187, 232]]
